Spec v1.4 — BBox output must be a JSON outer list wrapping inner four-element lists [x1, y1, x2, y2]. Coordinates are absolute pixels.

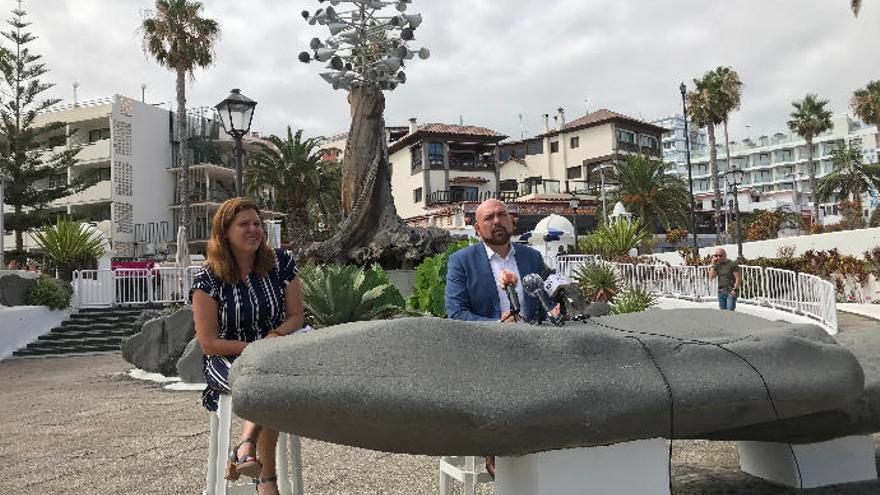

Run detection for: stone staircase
[[13, 305, 165, 358]]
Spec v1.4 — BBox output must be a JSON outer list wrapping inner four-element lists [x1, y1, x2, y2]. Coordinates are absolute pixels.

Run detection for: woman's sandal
[[225, 439, 263, 480]]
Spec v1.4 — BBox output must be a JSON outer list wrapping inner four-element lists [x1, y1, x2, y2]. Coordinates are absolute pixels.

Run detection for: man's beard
[[485, 227, 512, 246]]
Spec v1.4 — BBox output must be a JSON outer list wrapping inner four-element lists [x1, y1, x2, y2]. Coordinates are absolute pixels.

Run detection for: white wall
[[113, 95, 174, 253], [0, 306, 69, 360]]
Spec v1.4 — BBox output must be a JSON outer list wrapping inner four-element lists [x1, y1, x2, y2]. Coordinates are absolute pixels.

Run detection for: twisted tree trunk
[[302, 86, 449, 267]]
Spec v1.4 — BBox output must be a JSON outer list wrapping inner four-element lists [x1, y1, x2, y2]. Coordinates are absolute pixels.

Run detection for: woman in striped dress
[[190, 197, 306, 495]]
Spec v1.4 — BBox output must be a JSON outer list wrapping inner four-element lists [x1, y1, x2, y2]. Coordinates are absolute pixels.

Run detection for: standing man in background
[[709, 247, 741, 311]]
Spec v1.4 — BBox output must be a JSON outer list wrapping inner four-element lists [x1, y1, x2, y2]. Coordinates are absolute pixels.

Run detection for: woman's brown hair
[[205, 197, 277, 285]]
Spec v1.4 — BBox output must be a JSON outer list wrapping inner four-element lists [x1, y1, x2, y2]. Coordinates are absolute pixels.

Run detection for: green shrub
[[579, 219, 650, 259], [364, 263, 406, 310], [573, 262, 621, 302], [408, 239, 473, 317], [298, 263, 404, 327], [27, 275, 72, 309], [611, 286, 658, 314], [32, 218, 105, 281]]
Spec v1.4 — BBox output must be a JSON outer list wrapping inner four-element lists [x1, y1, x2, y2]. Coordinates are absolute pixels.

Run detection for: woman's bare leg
[[256, 427, 280, 495]]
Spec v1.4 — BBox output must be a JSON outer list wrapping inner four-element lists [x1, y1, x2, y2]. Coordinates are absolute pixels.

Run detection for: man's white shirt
[[484, 242, 524, 317]]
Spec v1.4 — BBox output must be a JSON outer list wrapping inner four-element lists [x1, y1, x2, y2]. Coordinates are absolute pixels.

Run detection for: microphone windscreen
[[522, 273, 544, 295]]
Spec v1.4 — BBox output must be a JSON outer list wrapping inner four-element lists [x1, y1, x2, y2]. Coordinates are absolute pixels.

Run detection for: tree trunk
[[302, 86, 449, 267], [806, 135, 818, 226], [707, 121, 721, 243], [723, 119, 733, 243], [286, 200, 312, 253], [176, 67, 190, 239], [14, 204, 22, 252]]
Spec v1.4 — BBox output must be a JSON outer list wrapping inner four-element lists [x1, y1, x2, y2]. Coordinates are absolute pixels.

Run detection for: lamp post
[[680, 82, 699, 252], [0, 172, 7, 268], [215, 89, 257, 196], [725, 166, 745, 260], [568, 197, 579, 253]]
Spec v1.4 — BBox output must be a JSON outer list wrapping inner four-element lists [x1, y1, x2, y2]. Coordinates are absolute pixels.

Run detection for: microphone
[[522, 273, 563, 326], [498, 269, 520, 317]]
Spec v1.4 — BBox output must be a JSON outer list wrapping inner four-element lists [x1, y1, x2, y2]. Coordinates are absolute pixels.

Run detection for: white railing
[[73, 266, 202, 308], [557, 255, 838, 334]]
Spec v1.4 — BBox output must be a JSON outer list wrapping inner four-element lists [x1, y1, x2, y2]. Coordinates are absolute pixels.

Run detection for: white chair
[[439, 456, 493, 495], [206, 394, 304, 495]]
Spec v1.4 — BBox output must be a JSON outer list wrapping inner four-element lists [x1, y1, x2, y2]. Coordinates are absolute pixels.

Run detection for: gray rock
[[704, 326, 880, 444], [121, 307, 195, 377], [229, 309, 864, 456], [0, 274, 36, 306], [176, 337, 204, 384]]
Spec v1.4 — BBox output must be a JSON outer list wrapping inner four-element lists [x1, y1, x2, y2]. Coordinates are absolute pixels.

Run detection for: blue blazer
[[445, 242, 546, 322]]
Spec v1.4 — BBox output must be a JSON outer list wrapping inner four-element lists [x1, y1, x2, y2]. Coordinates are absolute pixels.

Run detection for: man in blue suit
[[446, 198, 547, 324], [445, 198, 547, 477]]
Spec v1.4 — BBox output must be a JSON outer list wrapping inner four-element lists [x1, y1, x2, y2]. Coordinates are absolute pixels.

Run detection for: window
[[413, 187, 422, 203], [570, 136, 579, 149], [550, 141, 559, 153], [427, 142, 444, 167], [566, 166, 582, 179], [640, 135, 657, 149], [410, 144, 423, 171], [499, 148, 514, 161], [48, 172, 67, 188], [88, 128, 111, 143], [617, 130, 636, 144], [97, 167, 111, 181], [525, 140, 543, 155]]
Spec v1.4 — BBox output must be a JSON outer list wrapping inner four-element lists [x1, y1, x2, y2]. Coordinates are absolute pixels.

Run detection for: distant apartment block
[[650, 114, 707, 172], [689, 114, 878, 226]]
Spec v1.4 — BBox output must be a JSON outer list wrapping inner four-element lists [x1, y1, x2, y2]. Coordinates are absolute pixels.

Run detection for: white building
[[3, 95, 174, 258], [650, 114, 707, 174], [690, 114, 878, 226], [2, 95, 275, 260]]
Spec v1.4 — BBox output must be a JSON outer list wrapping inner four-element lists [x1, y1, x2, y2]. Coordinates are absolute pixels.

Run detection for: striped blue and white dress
[[189, 248, 299, 411]]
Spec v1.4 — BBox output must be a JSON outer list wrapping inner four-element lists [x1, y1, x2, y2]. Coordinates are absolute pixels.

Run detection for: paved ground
[[0, 312, 878, 494]]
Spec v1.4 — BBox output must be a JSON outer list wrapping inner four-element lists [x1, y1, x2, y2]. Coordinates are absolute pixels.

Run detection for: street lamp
[[0, 172, 7, 268], [215, 89, 257, 196], [725, 166, 745, 260], [568, 197, 579, 253], [680, 82, 699, 252]]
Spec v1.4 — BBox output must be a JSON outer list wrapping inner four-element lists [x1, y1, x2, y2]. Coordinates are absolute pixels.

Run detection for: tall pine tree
[[0, 3, 94, 252]]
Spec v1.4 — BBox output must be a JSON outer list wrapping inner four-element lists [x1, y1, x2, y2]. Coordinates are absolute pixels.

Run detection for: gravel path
[[0, 311, 877, 494]]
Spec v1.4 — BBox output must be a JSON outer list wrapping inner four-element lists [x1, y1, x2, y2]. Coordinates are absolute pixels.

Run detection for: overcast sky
[[22, 0, 878, 142]]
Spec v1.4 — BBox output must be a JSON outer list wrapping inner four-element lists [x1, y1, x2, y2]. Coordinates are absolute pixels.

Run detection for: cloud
[[15, 0, 878, 143]]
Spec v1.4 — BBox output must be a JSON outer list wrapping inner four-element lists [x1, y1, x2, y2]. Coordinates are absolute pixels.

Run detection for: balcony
[[76, 139, 111, 163], [52, 180, 111, 207], [429, 189, 515, 205]]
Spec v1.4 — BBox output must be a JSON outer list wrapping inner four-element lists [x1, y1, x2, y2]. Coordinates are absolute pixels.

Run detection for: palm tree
[[787, 94, 833, 224], [612, 154, 691, 231], [851, 81, 880, 155], [246, 127, 340, 252], [815, 141, 880, 214], [141, 0, 220, 238], [686, 71, 725, 242], [712, 66, 743, 242]]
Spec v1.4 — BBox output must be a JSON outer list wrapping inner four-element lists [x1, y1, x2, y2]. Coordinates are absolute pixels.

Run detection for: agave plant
[[611, 286, 658, 315], [298, 263, 405, 327], [572, 262, 621, 302], [579, 219, 650, 259], [31, 218, 105, 281]]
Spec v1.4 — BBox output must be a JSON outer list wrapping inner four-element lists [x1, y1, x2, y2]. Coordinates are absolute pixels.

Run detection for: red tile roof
[[540, 108, 668, 137], [389, 123, 507, 154]]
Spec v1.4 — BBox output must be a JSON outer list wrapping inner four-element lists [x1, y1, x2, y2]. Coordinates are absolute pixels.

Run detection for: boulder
[[703, 325, 880, 444], [121, 307, 195, 377], [229, 309, 864, 456], [176, 337, 205, 384], [0, 274, 36, 306]]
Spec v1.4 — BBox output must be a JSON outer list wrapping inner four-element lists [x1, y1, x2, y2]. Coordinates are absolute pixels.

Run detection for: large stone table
[[229, 309, 865, 457]]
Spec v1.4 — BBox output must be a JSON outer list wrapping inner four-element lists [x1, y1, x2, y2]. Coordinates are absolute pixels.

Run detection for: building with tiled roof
[[497, 108, 668, 219], [389, 118, 508, 226]]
